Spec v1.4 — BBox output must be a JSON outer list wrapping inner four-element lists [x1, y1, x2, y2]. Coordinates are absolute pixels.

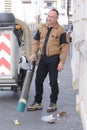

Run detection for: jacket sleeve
[[31, 29, 40, 55], [60, 32, 68, 64]]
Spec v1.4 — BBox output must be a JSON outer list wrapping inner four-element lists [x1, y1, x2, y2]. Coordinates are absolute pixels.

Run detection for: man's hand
[[30, 55, 36, 61], [57, 63, 64, 72]]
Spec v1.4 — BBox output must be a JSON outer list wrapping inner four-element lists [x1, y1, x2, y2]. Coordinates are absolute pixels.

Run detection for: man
[[27, 9, 68, 112]]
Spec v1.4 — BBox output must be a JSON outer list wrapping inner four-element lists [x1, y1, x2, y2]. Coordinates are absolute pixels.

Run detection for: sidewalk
[[26, 43, 83, 130], [0, 31, 83, 130], [0, 42, 83, 130]]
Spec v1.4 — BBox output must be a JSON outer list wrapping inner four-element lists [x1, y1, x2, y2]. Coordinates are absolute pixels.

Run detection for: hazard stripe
[[0, 34, 10, 40], [4, 34, 11, 40], [0, 57, 10, 70], [0, 42, 10, 55], [0, 34, 11, 75]]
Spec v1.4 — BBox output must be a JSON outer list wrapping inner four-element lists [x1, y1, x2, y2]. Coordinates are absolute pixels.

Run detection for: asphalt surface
[[0, 35, 83, 130]]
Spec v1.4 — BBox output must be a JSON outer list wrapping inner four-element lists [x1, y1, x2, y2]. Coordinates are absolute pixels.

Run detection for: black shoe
[[27, 102, 43, 111], [47, 103, 57, 112]]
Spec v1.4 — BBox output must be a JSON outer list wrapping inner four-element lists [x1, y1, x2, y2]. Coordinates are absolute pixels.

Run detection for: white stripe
[[0, 65, 11, 74], [0, 34, 10, 48], [0, 50, 11, 63]]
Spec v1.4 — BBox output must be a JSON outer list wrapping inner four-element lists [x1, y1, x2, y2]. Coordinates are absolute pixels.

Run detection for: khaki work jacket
[[31, 22, 69, 64]]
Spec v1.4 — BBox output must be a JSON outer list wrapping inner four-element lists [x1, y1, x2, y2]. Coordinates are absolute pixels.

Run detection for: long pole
[[35, 0, 38, 29], [67, 0, 70, 28], [67, 0, 70, 55]]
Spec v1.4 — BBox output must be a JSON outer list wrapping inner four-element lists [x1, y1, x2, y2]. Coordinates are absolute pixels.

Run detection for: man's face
[[47, 10, 58, 25]]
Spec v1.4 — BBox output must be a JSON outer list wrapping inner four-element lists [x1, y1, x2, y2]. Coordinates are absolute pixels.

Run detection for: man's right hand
[[30, 55, 36, 61]]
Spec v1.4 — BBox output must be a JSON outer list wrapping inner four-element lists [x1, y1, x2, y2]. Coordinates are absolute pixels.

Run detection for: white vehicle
[[0, 12, 31, 92]]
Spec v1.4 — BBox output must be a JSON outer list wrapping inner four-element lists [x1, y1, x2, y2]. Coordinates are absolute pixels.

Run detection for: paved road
[[0, 44, 83, 130]]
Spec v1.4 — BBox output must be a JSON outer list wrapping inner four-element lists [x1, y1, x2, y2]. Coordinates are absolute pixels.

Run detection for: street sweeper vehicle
[[0, 12, 36, 111]]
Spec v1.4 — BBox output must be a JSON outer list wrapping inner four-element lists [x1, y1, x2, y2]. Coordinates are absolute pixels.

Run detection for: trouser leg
[[49, 55, 60, 104], [35, 56, 48, 103]]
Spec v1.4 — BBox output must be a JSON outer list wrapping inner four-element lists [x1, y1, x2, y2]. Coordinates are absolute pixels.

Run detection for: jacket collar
[[43, 21, 60, 29]]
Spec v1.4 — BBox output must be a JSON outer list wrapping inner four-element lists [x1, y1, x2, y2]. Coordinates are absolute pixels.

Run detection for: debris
[[41, 115, 56, 122], [58, 80, 61, 83], [48, 119, 56, 124], [41, 111, 67, 124], [14, 119, 20, 125], [57, 111, 67, 117]]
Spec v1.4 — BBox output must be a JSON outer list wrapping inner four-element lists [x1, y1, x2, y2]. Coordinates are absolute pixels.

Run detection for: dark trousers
[[35, 55, 60, 104]]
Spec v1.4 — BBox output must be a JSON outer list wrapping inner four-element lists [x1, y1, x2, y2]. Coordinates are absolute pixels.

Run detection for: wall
[[72, 0, 87, 130]]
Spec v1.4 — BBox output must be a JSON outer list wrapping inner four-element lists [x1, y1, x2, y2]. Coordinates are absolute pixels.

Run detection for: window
[[61, 0, 65, 9], [68, 0, 71, 11], [67, 0, 71, 15], [47, 2, 52, 7], [22, 0, 31, 3], [44, 1, 56, 8]]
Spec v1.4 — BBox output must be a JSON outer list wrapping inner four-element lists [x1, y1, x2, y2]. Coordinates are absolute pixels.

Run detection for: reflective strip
[[0, 34, 11, 75]]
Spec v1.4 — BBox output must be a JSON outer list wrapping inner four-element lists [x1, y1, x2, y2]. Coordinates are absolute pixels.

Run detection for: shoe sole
[[27, 107, 43, 111], [47, 108, 57, 113]]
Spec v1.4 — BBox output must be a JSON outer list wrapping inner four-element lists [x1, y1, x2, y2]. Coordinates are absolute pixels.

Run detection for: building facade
[[71, 0, 87, 130], [0, 0, 73, 30]]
